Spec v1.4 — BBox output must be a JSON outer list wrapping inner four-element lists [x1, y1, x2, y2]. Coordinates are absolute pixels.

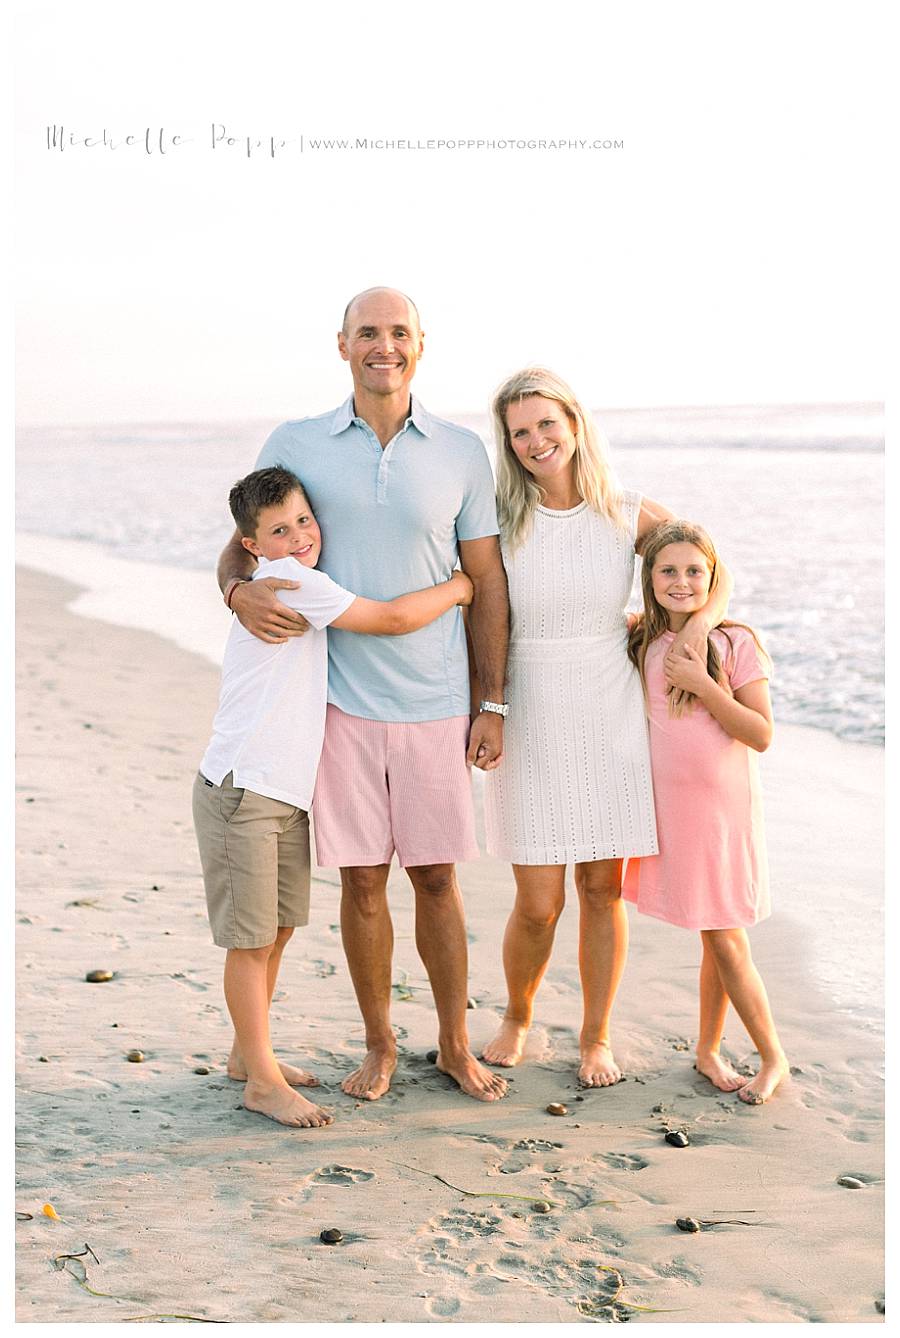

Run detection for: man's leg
[[407, 863, 507, 1102], [339, 863, 398, 1100]]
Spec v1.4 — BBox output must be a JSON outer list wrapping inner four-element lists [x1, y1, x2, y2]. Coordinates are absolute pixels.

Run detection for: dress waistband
[[509, 630, 628, 660]]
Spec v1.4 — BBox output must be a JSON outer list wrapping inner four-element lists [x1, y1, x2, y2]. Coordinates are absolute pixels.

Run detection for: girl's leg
[[227, 927, 319, 1087], [223, 942, 332, 1127], [574, 859, 627, 1087], [702, 928, 789, 1103], [482, 865, 566, 1066], [695, 936, 750, 1091]]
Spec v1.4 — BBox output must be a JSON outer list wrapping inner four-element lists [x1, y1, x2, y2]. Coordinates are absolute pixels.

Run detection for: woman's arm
[[330, 570, 473, 635], [665, 644, 773, 751], [636, 495, 733, 665]]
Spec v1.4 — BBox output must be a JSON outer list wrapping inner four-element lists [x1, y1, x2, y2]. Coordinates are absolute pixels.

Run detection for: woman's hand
[[663, 642, 713, 697]]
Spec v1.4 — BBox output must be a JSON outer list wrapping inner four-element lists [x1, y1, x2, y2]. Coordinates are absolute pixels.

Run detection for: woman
[[482, 368, 731, 1086]]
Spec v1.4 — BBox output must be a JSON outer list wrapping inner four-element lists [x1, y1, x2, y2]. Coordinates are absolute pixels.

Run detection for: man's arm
[[217, 527, 308, 644], [458, 535, 509, 770]]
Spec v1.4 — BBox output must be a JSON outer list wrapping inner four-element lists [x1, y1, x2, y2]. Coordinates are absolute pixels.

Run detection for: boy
[[192, 466, 472, 1128]]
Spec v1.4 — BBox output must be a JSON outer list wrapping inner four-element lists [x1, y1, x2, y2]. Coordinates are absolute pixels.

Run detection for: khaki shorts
[[192, 772, 311, 948]]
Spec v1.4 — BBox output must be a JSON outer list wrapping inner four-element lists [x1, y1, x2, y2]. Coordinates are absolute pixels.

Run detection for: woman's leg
[[695, 936, 749, 1091], [574, 859, 626, 1086], [702, 928, 789, 1103], [481, 865, 566, 1066]]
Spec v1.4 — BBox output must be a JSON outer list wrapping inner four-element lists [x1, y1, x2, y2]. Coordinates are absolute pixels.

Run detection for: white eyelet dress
[[485, 491, 658, 865]]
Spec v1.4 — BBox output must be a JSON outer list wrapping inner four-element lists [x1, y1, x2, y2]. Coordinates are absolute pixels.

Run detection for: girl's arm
[[330, 570, 473, 635], [665, 644, 773, 751]]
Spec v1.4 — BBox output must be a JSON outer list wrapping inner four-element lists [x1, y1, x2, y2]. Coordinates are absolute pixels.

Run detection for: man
[[217, 288, 509, 1102]]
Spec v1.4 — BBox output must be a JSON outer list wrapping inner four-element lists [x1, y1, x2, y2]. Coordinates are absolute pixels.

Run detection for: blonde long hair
[[492, 367, 624, 550], [627, 520, 769, 716]]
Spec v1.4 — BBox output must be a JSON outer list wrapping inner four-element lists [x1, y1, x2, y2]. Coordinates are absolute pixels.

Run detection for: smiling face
[[504, 394, 579, 488], [650, 542, 713, 628], [241, 488, 322, 567], [337, 288, 423, 401]]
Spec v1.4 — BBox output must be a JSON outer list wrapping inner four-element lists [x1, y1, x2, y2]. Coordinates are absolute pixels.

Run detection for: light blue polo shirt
[[255, 396, 499, 722]]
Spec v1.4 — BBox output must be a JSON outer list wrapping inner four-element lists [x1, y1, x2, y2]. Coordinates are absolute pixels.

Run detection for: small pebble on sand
[[193, 1066, 210, 1075], [532, 1201, 552, 1214], [665, 1130, 690, 1148], [126, 1049, 145, 1063], [676, 1216, 701, 1233], [85, 969, 114, 983], [320, 1228, 343, 1244], [466, 997, 478, 1009], [837, 1175, 865, 1189], [546, 1103, 567, 1116], [426, 1050, 438, 1064]]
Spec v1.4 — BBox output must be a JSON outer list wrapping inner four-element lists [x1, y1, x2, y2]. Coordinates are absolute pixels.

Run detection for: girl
[[623, 520, 789, 1104]]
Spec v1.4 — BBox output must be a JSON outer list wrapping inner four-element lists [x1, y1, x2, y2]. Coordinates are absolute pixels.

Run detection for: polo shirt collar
[[329, 395, 433, 439]]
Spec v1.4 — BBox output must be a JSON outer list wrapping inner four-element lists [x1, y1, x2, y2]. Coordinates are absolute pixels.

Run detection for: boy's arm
[[330, 570, 473, 635], [217, 527, 308, 643]]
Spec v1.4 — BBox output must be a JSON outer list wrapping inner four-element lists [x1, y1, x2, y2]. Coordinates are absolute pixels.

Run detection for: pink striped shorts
[[312, 706, 480, 869]]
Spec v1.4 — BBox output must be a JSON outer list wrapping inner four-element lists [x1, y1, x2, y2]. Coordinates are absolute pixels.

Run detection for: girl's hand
[[663, 642, 713, 696], [450, 569, 475, 606]]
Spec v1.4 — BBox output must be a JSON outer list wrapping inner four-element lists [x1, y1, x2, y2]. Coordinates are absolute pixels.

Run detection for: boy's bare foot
[[436, 1047, 508, 1101], [341, 1045, 397, 1101], [738, 1055, 790, 1105], [227, 1049, 319, 1087], [578, 1041, 622, 1087], [243, 1079, 333, 1128], [482, 1019, 529, 1067], [694, 1052, 747, 1092]]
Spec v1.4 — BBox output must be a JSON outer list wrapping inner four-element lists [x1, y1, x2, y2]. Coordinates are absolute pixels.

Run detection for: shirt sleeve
[[455, 434, 500, 541], [722, 626, 771, 691], [255, 558, 356, 630]]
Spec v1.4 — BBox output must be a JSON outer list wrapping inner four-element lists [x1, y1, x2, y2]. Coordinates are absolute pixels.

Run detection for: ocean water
[[16, 402, 884, 745]]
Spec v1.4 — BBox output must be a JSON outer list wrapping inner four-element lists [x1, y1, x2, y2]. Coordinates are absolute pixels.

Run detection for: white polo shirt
[[199, 556, 355, 809]]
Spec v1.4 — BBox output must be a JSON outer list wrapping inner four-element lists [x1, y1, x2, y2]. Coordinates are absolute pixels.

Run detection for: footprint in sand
[[499, 1138, 563, 1174], [592, 1151, 649, 1171], [425, 1296, 460, 1317], [313, 1165, 375, 1186]]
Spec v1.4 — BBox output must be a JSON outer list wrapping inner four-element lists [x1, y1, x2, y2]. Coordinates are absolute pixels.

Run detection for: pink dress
[[622, 626, 770, 930]]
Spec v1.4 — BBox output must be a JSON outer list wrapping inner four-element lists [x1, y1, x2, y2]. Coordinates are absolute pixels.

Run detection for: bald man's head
[[341, 287, 421, 336]]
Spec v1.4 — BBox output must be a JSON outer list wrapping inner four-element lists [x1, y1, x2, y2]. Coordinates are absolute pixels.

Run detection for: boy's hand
[[231, 578, 310, 643], [451, 570, 475, 606], [663, 642, 712, 696]]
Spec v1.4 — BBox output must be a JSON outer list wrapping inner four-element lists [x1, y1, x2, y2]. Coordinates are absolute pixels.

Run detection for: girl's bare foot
[[341, 1045, 397, 1101], [243, 1079, 333, 1128], [578, 1041, 621, 1087], [695, 1051, 747, 1092], [482, 1019, 529, 1067], [738, 1054, 790, 1105], [227, 1047, 319, 1087]]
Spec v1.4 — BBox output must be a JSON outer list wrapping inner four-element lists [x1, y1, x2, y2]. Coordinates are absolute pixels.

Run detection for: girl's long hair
[[626, 520, 770, 716], [492, 367, 624, 550]]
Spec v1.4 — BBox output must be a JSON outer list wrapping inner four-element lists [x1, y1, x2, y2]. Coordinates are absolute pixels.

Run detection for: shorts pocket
[[218, 773, 247, 824]]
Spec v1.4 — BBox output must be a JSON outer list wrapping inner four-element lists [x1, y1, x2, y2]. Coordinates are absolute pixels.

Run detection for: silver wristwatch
[[479, 700, 509, 718]]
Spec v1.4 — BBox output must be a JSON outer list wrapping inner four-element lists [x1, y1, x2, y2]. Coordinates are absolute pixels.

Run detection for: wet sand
[[15, 564, 884, 1324]]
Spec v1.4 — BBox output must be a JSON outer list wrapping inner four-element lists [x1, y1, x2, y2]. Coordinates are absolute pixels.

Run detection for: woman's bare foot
[[341, 1045, 397, 1101], [578, 1041, 621, 1087], [243, 1079, 333, 1128], [695, 1051, 747, 1092], [436, 1046, 508, 1101], [227, 1047, 319, 1087], [738, 1054, 790, 1105], [482, 1018, 529, 1067]]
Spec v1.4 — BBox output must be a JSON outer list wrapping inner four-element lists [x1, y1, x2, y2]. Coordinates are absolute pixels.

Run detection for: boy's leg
[[223, 944, 331, 1127], [695, 936, 748, 1091], [226, 928, 319, 1087]]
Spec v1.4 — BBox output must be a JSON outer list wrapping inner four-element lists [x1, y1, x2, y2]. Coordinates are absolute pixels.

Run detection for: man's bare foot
[[436, 1047, 508, 1101], [694, 1052, 747, 1092], [482, 1018, 529, 1067], [341, 1045, 397, 1101], [738, 1054, 790, 1105], [578, 1041, 622, 1087], [227, 1049, 319, 1087], [243, 1079, 333, 1128]]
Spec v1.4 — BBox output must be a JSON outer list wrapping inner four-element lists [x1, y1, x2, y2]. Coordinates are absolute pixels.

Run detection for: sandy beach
[[15, 563, 884, 1324]]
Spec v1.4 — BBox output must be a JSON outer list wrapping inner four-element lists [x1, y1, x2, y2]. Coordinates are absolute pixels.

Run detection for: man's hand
[[231, 578, 310, 644], [466, 711, 504, 771]]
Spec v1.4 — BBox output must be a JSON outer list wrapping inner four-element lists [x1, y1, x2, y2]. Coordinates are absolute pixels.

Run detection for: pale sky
[[15, 0, 890, 424]]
